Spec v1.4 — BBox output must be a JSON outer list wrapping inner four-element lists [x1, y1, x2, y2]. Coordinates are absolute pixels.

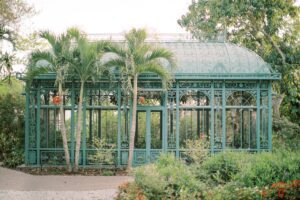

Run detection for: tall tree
[[178, 0, 300, 122], [0, 0, 35, 28], [67, 31, 111, 172], [0, 0, 35, 83], [104, 28, 175, 169], [27, 29, 76, 172]]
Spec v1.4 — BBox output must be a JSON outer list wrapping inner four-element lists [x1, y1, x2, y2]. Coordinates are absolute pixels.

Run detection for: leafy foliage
[[273, 116, 300, 150], [88, 138, 116, 166], [0, 92, 24, 167], [117, 150, 300, 199], [117, 154, 205, 200]]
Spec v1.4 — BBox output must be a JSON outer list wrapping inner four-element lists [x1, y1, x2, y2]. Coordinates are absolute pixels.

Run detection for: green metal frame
[[18, 71, 279, 167]]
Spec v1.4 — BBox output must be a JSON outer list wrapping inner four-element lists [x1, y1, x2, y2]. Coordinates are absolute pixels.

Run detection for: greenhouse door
[[134, 107, 162, 166]]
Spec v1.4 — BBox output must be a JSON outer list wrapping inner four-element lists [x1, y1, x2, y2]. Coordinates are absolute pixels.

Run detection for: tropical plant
[[26, 29, 76, 172], [104, 28, 175, 169], [66, 32, 111, 172]]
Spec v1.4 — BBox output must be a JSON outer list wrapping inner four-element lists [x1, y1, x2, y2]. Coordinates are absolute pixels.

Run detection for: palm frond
[[29, 50, 55, 67], [145, 48, 176, 70], [104, 43, 127, 58], [40, 31, 57, 49], [103, 58, 126, 68]]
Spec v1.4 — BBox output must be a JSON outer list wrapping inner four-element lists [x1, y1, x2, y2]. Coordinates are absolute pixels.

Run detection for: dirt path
[[0, 166, 133, 199]]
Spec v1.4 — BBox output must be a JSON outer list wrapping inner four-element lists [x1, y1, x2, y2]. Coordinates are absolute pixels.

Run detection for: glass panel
[[121, 109, 129, 148], [179, 109, 197, 148], [151, 111, 162, 149], [226, 109, 257, 149], [260, 108, 268, 148], [180, 91, 209, 106], [168, 109, 176, 149], [135, 111, 146, 148], [100, 110, 118, 145]]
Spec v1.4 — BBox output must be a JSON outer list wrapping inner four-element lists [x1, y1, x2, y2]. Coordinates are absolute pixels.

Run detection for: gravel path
[[0, 167, 133, 200]]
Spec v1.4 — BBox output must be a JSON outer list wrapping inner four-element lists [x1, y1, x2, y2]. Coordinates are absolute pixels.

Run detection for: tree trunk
[[74, 81, 84, 172], [272, 93, 284, 118], [127, 75, 138, 170], [58, 82, 72, 173]]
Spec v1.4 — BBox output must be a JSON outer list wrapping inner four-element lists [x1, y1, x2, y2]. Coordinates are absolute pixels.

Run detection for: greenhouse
[[19, 41, 281, 167]]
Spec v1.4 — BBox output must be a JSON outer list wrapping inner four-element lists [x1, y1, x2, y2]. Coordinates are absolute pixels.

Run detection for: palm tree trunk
[[74, 81, 84, 172], [58, 82, 72, 172], [128, 75, 138, 170]]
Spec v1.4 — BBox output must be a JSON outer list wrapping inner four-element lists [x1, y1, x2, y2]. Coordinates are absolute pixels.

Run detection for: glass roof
[[156, 41, 271, 74]]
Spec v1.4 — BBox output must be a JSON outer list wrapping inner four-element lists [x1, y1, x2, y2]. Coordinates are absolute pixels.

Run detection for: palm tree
[[27, 29, 76, 172], [67, 32, 111, 172], [104, 28, 175, 169], [0, 25, 15, 84]]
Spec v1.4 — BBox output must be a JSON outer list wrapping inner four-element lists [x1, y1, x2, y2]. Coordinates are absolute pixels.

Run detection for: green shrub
[[183, 139, 209, 165], [198, 152, 246, 185], [273, 116, 300, 150], [205, 183, 262, 200], [88, 138, 116, 166], [0, 93, 24, 167], [233, 150, 300, 187], [133, 154, 205, 200]]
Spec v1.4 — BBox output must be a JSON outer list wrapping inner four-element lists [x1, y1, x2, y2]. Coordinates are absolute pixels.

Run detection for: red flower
[[271, 182, 287, 199], [139, 96, 145, 104], [53, 96, 61, 105]]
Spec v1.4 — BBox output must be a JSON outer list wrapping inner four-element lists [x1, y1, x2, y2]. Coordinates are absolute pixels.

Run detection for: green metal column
[[82, 89, 87, 166], [222, 82, 226, 150], [175, 82, 180, 157], [146, 109, 151, 163], [36, 87, 41, 165], [210, 82, 214, 153], [117, 86, 121, 166], [71, 83, 75, 165], [256, 82, 261, 151], [267, 82, 272, 150], [25, 87, 30, 165], [162, 92, 168, 152]]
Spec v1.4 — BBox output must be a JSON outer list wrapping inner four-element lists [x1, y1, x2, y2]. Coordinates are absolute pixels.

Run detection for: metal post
[[162, 92, 168, 152], [146, 109, 151, 163], [82, 89, 87, 166], [210, 82, 214, 153], [256, 82, 261, 151], [71, 83, 75, 165], [25, 86, 30, 165], [175, 82, 180, 157], [222, 82, 226, 150], [268, 82, 272, 150], [117, 86, 121, 166], [36, 87, 41, 166]]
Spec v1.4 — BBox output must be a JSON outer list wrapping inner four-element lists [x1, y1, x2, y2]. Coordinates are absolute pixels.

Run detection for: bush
[[0, 93, 24, 167], [273, 116, 300, 150], [116, 151, 300, 199], [233, 150, 300, 187], [118, 154, 205, 200], [205, 183, 262, 200], [183, 139, 209, 165], [197, 152, 246, 185]]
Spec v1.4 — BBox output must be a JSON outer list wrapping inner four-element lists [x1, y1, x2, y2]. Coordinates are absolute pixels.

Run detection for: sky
[[24, 0, 192, 34]]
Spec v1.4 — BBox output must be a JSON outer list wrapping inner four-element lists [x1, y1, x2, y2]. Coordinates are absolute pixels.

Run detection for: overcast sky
[[24, 0, 192, 34]]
